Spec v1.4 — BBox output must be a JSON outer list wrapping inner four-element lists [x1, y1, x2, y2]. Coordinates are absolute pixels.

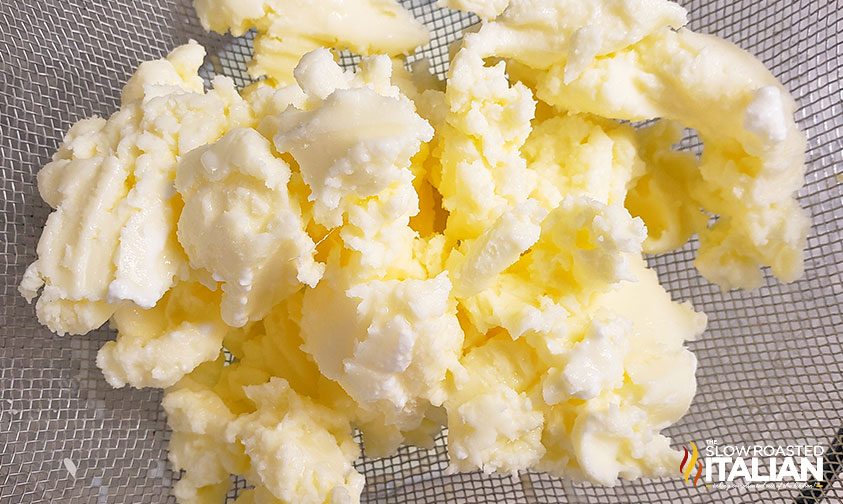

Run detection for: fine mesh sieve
[[0, 0, 840, 502]]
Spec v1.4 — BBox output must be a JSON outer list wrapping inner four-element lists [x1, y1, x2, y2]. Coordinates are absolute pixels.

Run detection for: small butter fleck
[[63, 458, 77, 479]]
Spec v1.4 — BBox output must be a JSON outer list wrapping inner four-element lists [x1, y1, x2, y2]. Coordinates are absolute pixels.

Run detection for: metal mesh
[[0, 0, 840, 502]]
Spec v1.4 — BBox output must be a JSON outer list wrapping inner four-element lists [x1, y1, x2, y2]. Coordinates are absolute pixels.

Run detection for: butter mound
[[20, 0, 809, 501]]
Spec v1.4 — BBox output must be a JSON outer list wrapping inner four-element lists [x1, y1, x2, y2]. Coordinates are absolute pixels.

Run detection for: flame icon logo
[[680, 441, 704, 486]]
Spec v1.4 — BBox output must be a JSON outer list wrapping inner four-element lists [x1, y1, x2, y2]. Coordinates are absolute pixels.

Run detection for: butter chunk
[[194, 0, 429, 83], [437, 0, 509, 20], [543, 315, 630, 403], [625, 120, 709, 254], [301, 266, 464, 456], [538, 257, 704, 483], [523, 114, 644, 210], [538, 28, 808, 289], [97, 283, 228, 389], [121, 41, 206, 104], [275, 50, 434, 278], [436, 47, 537, 240], [462, 0, 687, 80], [525, 197, 646, 305], [446, 335, 545, 474], [462, 0, 808, 289], [228, 378, 364, 504], [275, 51, 433, 230], [176, 127, 323, 328], [450, 200, 547, 298], [454, 196, 645, 341], [163, 386, 247, 502], [19, 41, 250, 335]]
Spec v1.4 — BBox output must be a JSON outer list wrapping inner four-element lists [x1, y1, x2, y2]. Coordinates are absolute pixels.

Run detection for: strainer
[[0, 0, 840, 502]]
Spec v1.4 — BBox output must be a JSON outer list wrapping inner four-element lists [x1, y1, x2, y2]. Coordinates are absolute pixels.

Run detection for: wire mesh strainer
[[0, 0, 840, 502]]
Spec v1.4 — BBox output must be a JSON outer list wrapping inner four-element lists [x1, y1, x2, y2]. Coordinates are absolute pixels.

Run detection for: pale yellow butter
[[19, 0, 809, 501]]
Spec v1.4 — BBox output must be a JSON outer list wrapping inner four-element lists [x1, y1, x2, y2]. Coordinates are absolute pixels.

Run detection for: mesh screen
[[1, 0, 840, 502]]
